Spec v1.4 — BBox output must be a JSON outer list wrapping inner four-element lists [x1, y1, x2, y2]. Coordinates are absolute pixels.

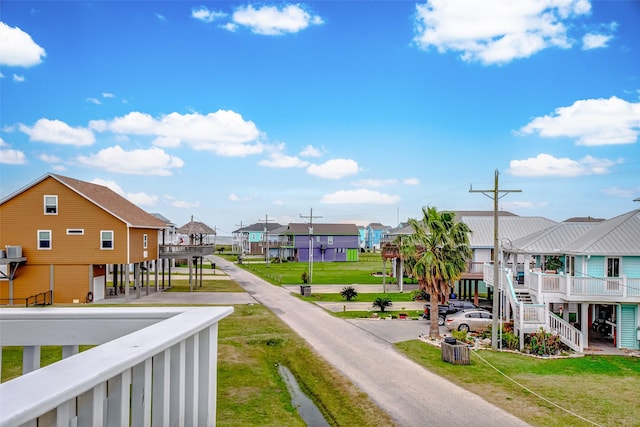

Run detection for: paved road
[[211, 256, 530, 427]]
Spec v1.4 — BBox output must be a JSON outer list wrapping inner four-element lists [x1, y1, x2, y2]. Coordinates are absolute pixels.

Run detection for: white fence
[[0, 306, 233, 427]]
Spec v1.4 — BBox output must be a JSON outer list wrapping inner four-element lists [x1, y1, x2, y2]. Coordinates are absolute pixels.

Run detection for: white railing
[[0, 306, 233, 427], [548, 311, 583, 352], [571, 276, 624, 297], [629, 278, 640, 297]]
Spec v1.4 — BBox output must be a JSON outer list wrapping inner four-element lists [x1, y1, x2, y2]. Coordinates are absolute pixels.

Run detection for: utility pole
[[235, 221, 244, 255], [300, 208, 322, 284], [258, 215, 274, 266], [470, 169, 521, 350]]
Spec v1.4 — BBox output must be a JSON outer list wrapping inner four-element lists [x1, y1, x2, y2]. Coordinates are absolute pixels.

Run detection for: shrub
[[340, 286, 358, 301], [502, 332, 520, 350], [301, 271, 308, 284], [372, 297, 392, 312], [451, 330, 469, 343], [526, 328, 562, 356], [410, 289, 429, 301]]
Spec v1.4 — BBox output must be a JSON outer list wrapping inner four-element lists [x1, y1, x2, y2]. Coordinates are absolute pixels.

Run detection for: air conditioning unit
[[6, 246, 22, 258]]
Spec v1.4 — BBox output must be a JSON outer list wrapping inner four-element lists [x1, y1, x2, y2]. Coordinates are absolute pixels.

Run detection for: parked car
[[445, 309, 493, 332], [423, 300, 479, 326]]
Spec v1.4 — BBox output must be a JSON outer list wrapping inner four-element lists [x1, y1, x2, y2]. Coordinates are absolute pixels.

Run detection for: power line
[[470, 169, 521, 350]]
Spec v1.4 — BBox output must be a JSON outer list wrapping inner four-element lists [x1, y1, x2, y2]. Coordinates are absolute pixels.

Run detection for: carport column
[[398, 258, 404, 292], [562, 302, 570, 322], [581, 303, 589, 349], [124, 263, 130, 302]]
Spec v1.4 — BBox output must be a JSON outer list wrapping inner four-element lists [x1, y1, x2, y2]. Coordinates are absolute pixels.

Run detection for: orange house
[[0, 173, 166, 304]]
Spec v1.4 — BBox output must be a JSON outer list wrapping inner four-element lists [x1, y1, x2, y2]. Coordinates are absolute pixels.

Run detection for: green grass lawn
[[395, 341, 640, 427], [239, 256, 395, 285]]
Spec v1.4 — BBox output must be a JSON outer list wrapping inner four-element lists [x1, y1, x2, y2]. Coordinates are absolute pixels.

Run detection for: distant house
[[365, 223, 390, 252], [0, 173, 166, 304], [279, 223, 360, 262], [358, 225, 366, 250], [232, 222, 283, 255]]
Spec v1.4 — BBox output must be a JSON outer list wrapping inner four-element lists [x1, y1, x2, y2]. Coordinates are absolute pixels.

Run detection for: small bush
[[526, 328, 562, 356], [301, 271, 308, 284], [410, 289, 429, 301], [372, 297, 392, 312], [502, 332, 520, 350], [340, 286, 358, 301]]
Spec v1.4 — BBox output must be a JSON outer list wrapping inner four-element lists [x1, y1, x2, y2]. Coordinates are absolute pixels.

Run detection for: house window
[[143, 234, 148, 249], [316, 236, 321, 242], [606, 257, 620, 277], [101, 230, 114, 249], [328, 236, 333, 245], [38, 230, 52, 249], [44, 195, 58, 215], [67, 229, 84, 235]]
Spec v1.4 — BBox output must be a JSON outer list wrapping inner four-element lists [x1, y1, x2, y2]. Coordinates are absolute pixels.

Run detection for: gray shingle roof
[[284, 223, 359, 235]]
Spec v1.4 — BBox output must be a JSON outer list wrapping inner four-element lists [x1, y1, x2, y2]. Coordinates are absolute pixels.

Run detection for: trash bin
[[300, 285, 311, 296], [444, 336, 457, 345], [211, 262, 216, 270]]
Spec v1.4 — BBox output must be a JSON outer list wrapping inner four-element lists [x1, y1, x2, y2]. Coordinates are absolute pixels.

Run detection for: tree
[[372, 297, 392, 312], [399, 207, 472, 338], [340, 286, 358, 301]]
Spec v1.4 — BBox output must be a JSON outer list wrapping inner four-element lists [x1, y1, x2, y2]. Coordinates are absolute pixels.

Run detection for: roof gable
[[1, 173, 166, 229]]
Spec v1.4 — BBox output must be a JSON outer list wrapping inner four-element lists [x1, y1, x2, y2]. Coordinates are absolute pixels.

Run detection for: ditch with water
[[277, 364, 331, 427]]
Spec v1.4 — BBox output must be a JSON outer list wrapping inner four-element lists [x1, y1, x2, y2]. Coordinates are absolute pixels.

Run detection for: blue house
[[365, 223, 390, 252], [490, 208, 640, 352], [279, 223, 360, 262]]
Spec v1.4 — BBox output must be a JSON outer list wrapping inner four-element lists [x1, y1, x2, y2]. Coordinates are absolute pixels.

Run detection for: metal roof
[[460, 216, 558, 248], [509, 222, 598, 254], [561, 209, 640, 255]]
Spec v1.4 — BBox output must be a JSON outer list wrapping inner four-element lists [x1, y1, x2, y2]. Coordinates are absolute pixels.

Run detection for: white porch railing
[[485, 264, 582, 352], [0, 306, 233, 427], [547, 311, 584, 353]]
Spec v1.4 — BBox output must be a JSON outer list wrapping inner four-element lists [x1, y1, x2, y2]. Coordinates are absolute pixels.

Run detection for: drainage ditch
[[277, 364, 331, 427]]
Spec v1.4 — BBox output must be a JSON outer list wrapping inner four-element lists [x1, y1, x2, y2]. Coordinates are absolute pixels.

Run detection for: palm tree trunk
[[429, 287, 440, 338]]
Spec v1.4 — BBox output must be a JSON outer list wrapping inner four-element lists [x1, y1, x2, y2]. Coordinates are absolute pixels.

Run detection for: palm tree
[[400, 207, 472, 338], [372, 297, 393, 312]]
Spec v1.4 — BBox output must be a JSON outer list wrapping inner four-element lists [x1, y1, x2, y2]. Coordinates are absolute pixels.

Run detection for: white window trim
[[38, 229, 52, 250], [101, 230, 114, 250], [44, 195, 58, 215], [143, 234, 148, 249], [66, 229, 85, 235]]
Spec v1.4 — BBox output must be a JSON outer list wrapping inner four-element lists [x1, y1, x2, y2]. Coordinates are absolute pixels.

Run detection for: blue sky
[[1, 0, 639, 236]]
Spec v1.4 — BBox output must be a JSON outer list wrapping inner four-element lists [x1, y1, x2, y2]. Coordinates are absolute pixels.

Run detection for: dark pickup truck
[[423, 300, 478, 326]]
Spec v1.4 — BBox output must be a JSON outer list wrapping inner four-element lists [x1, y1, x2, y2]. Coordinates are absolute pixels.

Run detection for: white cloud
[[404, 177, 420, 185], [97, 110, 264, 156], [102, 92, 115, 98], [600, 186, 640, 199], [307, 158, 360, 180], [127, 192, 158, 207], [155, 13, 166, 22], [352, 178, 399, 187], [506, 153, 621, 177], [413, 0, 591, 65], [12, 74, 25, 82], [230, 4, 323, 35], [87, 97, 101, 105], [192, 6, 226, 23], [0, 22, 47, 67], [0, 137, 26, 164], [19, 118, 95, 146], [91, 178, 125, 195], [582, 32, 612, 50], [500, 200, 549, 210], [321, 189, 400, 205], [38, 153, 62, 163], [228, 193, 252, 202], [259, 152, 309, 168], [519, 96, 640, 145], [300, 144, 323, 157], [164, 195, 200, 209], [76, 145, 184, 176]]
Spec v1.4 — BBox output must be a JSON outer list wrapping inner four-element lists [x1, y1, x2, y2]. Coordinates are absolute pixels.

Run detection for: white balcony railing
[[0, 306, 233, 427]]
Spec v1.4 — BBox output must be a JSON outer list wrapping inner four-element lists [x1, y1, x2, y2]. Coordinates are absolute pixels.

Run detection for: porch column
[[474, 280, 479, 306], [398, 259, 404, 292], [124, 264, 130, 302], [581, 303, 589, 349]]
